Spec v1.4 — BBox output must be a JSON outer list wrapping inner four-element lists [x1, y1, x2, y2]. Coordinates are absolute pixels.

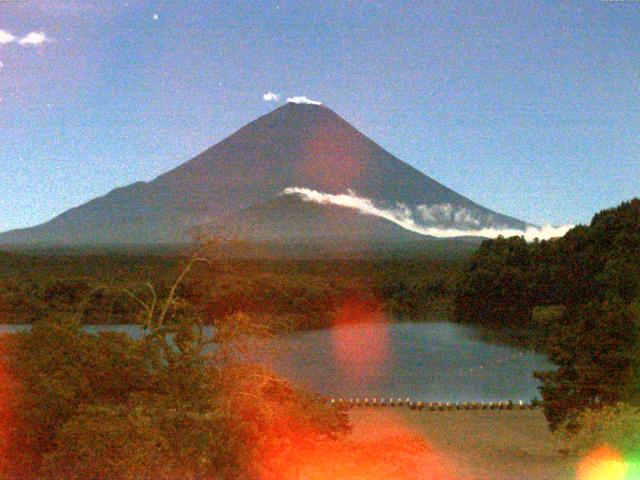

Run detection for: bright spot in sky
[[153, 13, 159, 21]]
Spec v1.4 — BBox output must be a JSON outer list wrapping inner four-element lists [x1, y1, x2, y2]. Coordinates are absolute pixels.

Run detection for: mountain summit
[[0, 103, 528, 246]]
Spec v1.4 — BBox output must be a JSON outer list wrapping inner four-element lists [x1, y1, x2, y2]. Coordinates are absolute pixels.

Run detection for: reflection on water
[[267, 322, 551, 402], [0, 322, 551, 402]]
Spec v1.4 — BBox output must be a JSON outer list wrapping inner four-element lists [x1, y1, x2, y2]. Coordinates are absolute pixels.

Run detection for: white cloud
[[453, 208, 481, 227], [286, 96, 322, 105], [417, 203, 453, 223], [262, 91, 281, 102], [19, 32, 48, 46], [283, 187, 574, 241], [0, 30, 16, 44]]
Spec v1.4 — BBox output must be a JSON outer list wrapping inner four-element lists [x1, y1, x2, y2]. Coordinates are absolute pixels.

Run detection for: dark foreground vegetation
[[454, 199, 640, 453], [0, 259, 351, 479]]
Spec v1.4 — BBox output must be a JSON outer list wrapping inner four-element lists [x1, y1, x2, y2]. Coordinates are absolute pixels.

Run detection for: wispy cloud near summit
[[286, 96, 322, 105], [262, 91, 280, 102]]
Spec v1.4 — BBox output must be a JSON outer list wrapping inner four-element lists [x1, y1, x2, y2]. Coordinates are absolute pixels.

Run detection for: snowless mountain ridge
[[0, 102, 554, 246]]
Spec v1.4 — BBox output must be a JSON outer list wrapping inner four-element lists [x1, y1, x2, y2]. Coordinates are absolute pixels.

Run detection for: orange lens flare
[[577, 445, 628, 480], [331, 298, 390, 382], [257, 410, 457, 480]]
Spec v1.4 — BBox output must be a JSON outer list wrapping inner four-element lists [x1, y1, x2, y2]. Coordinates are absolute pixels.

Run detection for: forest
[[0, 247, 466, 330], [454, 198, 640, 453]]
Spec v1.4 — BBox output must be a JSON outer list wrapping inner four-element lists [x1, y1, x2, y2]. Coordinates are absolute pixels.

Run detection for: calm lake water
[[0, 322, 551, 403]]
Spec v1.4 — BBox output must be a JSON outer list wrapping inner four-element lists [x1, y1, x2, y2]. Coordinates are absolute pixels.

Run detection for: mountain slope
[[208, 194, 428, 243], [0, 103, 528, 246]]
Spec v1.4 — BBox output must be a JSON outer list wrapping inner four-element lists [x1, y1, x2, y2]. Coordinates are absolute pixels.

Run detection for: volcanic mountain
[[0, 102, 528, 246]]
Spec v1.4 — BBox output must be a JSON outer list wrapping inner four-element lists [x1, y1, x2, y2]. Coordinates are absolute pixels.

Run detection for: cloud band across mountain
[[283, 187, 573, 241]]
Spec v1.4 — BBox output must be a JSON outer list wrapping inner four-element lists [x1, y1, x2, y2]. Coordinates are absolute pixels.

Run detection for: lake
[[0, 322, 551, 403]]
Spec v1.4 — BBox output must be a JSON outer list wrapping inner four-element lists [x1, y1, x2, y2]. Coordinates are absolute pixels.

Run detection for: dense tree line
[[0, 254, 463, 329], [454, 199, 640, 431]]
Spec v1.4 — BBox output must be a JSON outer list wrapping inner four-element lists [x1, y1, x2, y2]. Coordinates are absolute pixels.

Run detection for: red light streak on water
[[253, 304, 458, 480], [330, 298, 391, 383]]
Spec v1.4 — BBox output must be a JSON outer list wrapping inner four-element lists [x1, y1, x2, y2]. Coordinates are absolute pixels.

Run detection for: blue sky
[[0, 0, 638, 232]]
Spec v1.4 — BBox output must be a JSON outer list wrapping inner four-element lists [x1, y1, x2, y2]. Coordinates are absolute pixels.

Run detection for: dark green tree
[[454, 236, 533, 329], [535, 301, 640, 431], [454, 198, 640, 434]]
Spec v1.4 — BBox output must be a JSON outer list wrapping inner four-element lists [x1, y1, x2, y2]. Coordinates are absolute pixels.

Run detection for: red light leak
[[257, 410, 457, 480], [0, 352, 16, 474], [331, 298, 391, 383], [256, 295, 458, 480], [298, 120, 366, 190]]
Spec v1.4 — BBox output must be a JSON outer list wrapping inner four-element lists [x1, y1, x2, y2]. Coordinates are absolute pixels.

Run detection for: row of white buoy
[[326, 398, 540, 410]]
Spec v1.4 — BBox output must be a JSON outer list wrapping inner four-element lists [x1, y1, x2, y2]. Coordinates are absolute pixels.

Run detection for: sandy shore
[[348, 408, 577, 480]]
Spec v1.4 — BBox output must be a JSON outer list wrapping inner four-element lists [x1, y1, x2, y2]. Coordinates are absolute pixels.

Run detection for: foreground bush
[[0, 258, 349, 479], [561, 403, 640, 457]]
